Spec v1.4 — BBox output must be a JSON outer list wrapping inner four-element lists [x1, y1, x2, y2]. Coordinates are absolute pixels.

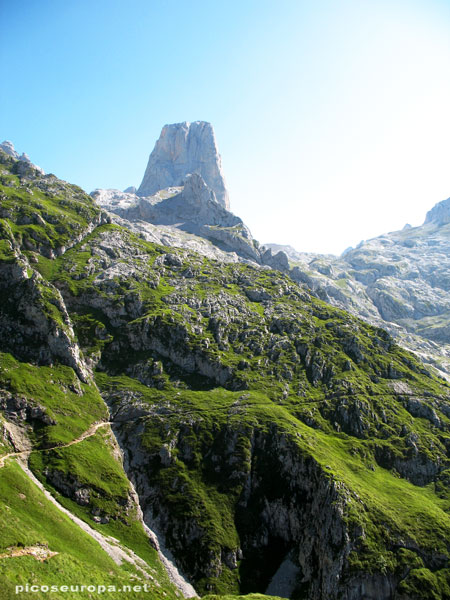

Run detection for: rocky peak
[[0, 140, 45, 174], [137, 121, 230, 209], [424, 197, 450, 226], [0, 140, 19, 158]]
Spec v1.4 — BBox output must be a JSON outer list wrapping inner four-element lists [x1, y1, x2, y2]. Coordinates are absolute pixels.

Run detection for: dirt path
[[0, 449, 29, 468], [0, 421, 111, 468], [0, 420, 198, 597], [63, 421, 111, 447]]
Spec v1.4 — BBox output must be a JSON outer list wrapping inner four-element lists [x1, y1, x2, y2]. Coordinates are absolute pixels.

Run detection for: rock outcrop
[[0, 141, 19, 158], [267, 197, 450, 379], [92, 122, 297, 267], [97, 173, 236, 229], [424, 196, 450, 226], [92, 174, 260, 262], [137, 121, 229, 209], [0, 140, 44, 174]]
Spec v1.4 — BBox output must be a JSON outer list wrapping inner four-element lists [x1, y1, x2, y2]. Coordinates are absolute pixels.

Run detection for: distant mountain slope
[[267, 201, 450, 379], [1, 148, 450, 599]]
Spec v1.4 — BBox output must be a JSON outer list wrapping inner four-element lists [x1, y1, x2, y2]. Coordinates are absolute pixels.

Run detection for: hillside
[[268, 203, 450, 380], [0, 145, 449, 600]]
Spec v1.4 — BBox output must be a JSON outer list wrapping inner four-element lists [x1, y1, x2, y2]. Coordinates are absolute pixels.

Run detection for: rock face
[[93, 122, 297, 267], [92, 174, 260, 262], [0, 140, 44, 174], [111, 410, 356, 599], [267, 197, 450, 378], [0, 141, 19, 158], [104, 173, 237, 229], [93, 121, 265, 262], [137, 121, 229, 209], [424, 197, 450, 226]]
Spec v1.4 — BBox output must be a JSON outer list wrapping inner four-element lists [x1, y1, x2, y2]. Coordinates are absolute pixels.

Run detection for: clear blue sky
[[2, 0, 450, 254]]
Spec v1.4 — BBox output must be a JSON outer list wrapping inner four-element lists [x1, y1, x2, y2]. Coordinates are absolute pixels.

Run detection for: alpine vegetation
[[0, 128, 449, 600]]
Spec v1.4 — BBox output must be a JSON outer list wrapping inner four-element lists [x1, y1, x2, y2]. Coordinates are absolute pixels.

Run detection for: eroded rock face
[[0, 140, 45, 174], [92, 174, 260, 262], [102, 173, 237, 229], [0, 141, 18, 158], [108, 403, 353, 598], [91, 122, 298, 266], [107, 400, 440, 600], [267, 200, 450, 378], [137, 121, 229, 209], [424, 197, 450, 226]]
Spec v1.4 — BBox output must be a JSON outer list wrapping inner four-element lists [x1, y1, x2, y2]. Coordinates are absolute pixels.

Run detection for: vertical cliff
[[137, 121, 230, 209]]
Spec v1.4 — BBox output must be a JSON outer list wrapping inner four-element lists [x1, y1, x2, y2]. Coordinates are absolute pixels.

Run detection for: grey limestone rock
[[261, 247, 290, 271], [0, 140, 19, 158], [268, 196, 450, 379], [93, 173, 260, 262], [137, 121, 230, 209], [0, 140, 45, 174], [0, 392, 56, 426], [0, 258, 90, 382], [424, 197, 450, 226], [94, 173, 233, 228]]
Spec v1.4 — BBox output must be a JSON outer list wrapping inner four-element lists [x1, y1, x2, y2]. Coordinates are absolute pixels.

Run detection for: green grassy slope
[[0, 151, 182, 599], [0, 461, 176, 600]]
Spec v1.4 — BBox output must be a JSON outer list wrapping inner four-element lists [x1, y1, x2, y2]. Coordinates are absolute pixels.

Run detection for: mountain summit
[[266, 195, 450, 378], [92, 121, 275, 263], [0, 140, 44, 174], [137, 121, 230, 209], [424, 196, 450, 226]]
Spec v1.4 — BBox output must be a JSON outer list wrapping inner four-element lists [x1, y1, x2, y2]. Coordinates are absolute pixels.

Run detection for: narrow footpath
[[0, 420, 198, 598]]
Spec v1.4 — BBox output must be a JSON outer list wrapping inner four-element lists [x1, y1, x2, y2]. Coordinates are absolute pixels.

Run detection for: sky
[[1, 0, 450, 255]]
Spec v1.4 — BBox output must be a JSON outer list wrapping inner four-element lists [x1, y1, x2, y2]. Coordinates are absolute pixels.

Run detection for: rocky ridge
[[0, 140, 45, 174], [92, 173, 260, 263], [92, 122, 289, 269], [92, 183, 288, 268], [266, 203, 450, 379]]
